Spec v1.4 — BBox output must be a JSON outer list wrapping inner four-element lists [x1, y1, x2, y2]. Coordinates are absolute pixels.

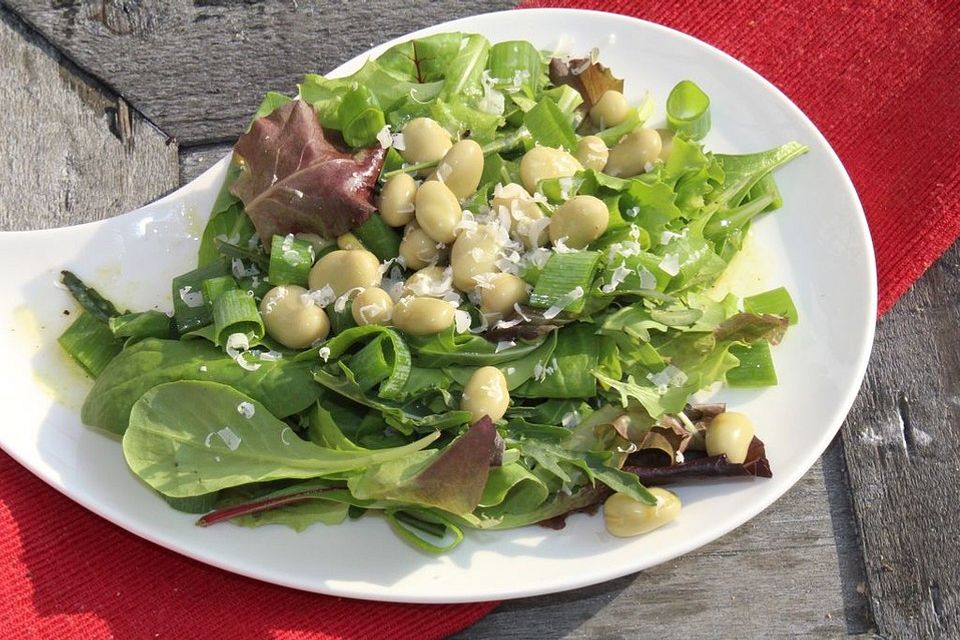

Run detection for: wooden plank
[[0, 4, 178, 230], [6, 0, 516, 147], [458, 444, 874, 639], [179, 142, 232, 185], [841, 240, 960, 637]]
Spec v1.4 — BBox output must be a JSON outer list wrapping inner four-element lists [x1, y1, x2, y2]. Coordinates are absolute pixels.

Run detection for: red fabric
[[3, 2, 959, 639], [0, 456, 496, 639], [520, 0, 960, 315]]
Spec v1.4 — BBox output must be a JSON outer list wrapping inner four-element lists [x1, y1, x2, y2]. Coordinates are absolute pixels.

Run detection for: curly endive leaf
[[230, 99, 385, 241]]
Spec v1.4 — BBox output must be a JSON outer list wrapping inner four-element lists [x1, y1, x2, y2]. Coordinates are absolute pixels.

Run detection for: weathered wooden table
[[1, 2, 956, 637]]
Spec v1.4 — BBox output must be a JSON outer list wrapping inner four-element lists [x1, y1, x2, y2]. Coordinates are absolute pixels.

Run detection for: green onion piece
[[60, 270, 123, 322], [667, 80, 711, 140], [201, 276, 238, 308], [212, 289, 264, 346], [524, 97, 577, 150], [213, 238, 268, 270], [268, 234, 315, 287], [542, 84, 583, 116], [171, 260, 231, 335], [108, 310, 172, 343], [727, 341, 778, 387], [529, 251, 602, 315], [348, 336, 393, 392], [327, 300, 357, 335], [237, 274, 273, 302], [353, 214, 400, 261], [58, 311, 124, 377], [337, 85, 386, 148], [744, 287, 798, 325], [385, 508, 464, 554]]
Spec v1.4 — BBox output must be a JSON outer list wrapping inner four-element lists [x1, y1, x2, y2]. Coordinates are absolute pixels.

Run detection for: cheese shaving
[[453, 309, 472, 334], [376, 125, 393, 149], [658, 252, 681, 276], [542, 286, 584, 319], [308, 284, 337, 308], [178, 286, 204, 309]]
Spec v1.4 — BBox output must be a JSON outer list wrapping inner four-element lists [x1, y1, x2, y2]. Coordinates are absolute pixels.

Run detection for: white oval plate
[[0, 9, 875, 603]]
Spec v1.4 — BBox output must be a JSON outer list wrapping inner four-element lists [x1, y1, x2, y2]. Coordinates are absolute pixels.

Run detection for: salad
[[58, 32, 805, 553]]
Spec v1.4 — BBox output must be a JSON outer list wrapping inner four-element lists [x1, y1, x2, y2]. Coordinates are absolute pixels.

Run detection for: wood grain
[[0, 4, 178, 230], [5, 0, 516, 146], [841, 240, 960, 637]]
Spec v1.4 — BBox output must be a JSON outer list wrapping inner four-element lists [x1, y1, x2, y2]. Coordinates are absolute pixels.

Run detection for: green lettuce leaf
[[82, 338, 322, 435], [123, 381, 439, 498]]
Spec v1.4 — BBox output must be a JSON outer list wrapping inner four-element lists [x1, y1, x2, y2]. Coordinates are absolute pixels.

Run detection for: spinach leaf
[[444, 331, 558, 391], [513, 323, 599, 398], [82, 338, 321, 434], [408, 326, 546, 367], [122, 380, 439, 498]]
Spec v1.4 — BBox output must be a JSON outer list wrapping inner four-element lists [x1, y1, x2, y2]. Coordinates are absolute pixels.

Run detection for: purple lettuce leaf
[[349, 417, 501, 516], [230, 99, 385, 241]]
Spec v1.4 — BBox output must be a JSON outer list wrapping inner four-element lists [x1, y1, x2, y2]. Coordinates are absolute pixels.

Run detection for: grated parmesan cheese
[[237, 402, 255, 418], [552, 237, 578, 254], [637, 266, 658, 290], [495, 340, 516, 353], [178, 286, 204, 309], [453, 309, 472, 334], [600, 263, 632, 293], [542, 286, 584, 319], [213, 426, 241, 451], [658, 252, 681, 276], [561, 411, 581, 428], [376, 125, 393, 149], [308, 284, 336, 308]]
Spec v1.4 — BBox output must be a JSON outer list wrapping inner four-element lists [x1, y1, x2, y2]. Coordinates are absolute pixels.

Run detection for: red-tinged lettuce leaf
[[483, 304, 573, 343], [549, 57, 624, 111], [625, 436, 772, 485], [348, 417, 500, 516], [230, 99, 386, 241]]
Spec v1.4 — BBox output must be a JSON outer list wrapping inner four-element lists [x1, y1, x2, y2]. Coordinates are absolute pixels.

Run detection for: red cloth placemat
[[0, 457, 496, 638], [3, 2, 959, 639]]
